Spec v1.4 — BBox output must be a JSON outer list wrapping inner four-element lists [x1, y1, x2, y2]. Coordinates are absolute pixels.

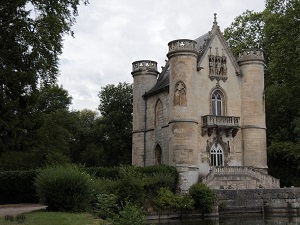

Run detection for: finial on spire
[[213, 13, 218, 25]]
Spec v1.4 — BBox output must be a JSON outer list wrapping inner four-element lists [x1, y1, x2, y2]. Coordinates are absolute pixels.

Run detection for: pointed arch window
[[210, 143, 224, 167], [211, 91, 223, 116], [154, 144, 162, 165]]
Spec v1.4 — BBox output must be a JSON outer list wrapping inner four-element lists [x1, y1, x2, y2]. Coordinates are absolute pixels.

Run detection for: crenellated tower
[[238, 49, 267, 172], [167, 39, 199, 190], [131, 60, 159, 166]]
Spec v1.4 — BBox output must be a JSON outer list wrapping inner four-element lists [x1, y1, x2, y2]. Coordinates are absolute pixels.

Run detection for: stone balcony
[[201, 115, 240, 137]]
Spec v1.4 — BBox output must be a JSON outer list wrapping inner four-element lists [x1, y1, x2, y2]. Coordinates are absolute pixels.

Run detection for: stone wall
[[216, 188, 300, 214]]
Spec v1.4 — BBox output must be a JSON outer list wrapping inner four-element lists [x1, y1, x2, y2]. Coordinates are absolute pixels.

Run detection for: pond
[[149, 214, 300, 225]]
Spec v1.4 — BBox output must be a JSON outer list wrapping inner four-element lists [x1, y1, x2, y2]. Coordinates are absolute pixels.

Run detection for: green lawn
[[0, 211, 101, 225]]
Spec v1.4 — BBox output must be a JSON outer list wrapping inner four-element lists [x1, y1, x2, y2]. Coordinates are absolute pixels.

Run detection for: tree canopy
[[224, 0, 300, 186], [0, 0, 89, 168]]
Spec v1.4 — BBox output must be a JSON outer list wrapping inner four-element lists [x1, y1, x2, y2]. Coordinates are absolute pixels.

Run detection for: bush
[[108, 201, 146, 225], [154, 188, 194, 211], [93, 194, 118, 219], [189, 183, 216, 213], [34, 164, 94, 212], [114, 166, 145, 204], [0, 170, 38, 204]]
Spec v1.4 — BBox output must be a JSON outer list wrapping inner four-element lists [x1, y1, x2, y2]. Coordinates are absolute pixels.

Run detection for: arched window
[[211, 91, 223, 116], [210, 143, 224, 167], [174, 81, 187, 106], [154, 144, 162, 165]]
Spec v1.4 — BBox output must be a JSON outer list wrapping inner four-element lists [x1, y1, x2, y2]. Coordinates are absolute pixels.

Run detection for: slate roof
[[144, 32, 211, 98]]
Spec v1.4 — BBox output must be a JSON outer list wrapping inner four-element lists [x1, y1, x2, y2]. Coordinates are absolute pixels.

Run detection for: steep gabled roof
[[144, 14, 239, 98]]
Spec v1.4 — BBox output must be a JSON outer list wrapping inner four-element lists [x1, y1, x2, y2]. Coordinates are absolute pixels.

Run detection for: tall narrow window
[[155, 100, 163, 128], [210, 143, 224, 167], [211, 91, 222, 116], [154, 144, 162, 165]]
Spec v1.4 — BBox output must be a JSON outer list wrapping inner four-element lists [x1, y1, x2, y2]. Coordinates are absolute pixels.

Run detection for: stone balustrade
[[202, 115, 240, 128], [203, 166, 280, 189], [238, 49, 265, 63], [132, 60, 157, 73], [167, 39, 197, 54]]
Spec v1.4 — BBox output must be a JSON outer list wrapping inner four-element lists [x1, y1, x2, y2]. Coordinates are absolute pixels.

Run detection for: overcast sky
[[58, 0, 265, 111]]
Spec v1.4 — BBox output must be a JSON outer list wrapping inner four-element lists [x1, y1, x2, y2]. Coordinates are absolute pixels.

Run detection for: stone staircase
[[203, 166, 280, 189]]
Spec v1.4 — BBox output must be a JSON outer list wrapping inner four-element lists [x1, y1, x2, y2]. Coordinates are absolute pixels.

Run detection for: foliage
[[224, 10, 264, 57], [0, 170, 38, 204], [189, 183, 216, 213], [154, 188, 194, 211], [98, 82, 133, 166], [114, 166, 145, 204], [34, 164, 94, 212], [0, 0, 88, 154], [107, 201, 146, 225], [93, 194, 119, 219], [268, 142, 300, 187], [224, 0, 300, 186]]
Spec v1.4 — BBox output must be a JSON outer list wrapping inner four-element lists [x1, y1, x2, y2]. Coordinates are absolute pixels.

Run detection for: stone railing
[[203, 166, 280, 189], [168, 39, 197, 54], [238, 49, 264, 62], [132, 60, 157, 72], [202, 115, 240, 128]]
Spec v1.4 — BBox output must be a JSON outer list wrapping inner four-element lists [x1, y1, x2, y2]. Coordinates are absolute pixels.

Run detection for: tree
[[0, 0, 88, 153], [224, 10, 264, 57], [69, 109, 106, 167], [224, 0, 300, 186], [98, 83, 133, 166], [0, 85, 74, 170]]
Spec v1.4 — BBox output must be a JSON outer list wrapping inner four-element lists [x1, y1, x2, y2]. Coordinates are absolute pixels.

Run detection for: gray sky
[[58, 0, 265, 111]]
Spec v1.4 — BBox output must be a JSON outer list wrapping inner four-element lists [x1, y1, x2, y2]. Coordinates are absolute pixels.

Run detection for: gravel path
[[0, 204, 47, 216]]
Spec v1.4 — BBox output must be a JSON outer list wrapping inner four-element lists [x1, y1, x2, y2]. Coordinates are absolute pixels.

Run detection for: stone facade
[[131, 14, 279, 191]]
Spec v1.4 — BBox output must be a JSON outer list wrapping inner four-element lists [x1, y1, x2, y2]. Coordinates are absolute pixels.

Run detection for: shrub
[[189, 183, 216, 213], [114, 166, 145, 204], [154, 188, 194, 211], [144, 172, 176, 197], [0, 170, 38, 204], [34, 164, 94, 212], [108, 201, 146, 225], [93, 194, 118, 219]]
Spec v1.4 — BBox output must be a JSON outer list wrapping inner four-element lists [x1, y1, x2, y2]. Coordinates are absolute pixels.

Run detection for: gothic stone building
[[131, 15, 279, 191]]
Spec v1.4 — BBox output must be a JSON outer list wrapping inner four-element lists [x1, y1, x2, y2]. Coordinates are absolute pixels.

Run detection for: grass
[[0, 210, 101, 225]]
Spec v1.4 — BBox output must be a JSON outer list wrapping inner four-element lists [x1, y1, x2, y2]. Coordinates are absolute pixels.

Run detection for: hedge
[[0, 170, 39, 204], [0, 165, 179, 204]]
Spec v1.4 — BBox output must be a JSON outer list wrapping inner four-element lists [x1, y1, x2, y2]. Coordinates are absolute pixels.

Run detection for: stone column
[[131, 60, 159, 166], [238, 49, 267, 172]]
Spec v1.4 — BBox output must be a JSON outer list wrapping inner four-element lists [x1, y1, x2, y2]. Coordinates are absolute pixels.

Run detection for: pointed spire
[[213, 13, 218, 25]]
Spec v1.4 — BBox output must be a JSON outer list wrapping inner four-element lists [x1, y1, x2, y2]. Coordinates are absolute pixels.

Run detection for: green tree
[[98, 82, 133, 166], [0, 0, 88, 154], [224, 0, 300, 186], [69, 109, 106, 167], [224, 10, 264, 57]]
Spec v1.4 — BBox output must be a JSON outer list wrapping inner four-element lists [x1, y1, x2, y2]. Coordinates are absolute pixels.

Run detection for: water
[[149, 214, 300, 225]]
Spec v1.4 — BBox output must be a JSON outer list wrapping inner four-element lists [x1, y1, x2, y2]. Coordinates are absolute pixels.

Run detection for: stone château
[[131, 14, 279, 191]]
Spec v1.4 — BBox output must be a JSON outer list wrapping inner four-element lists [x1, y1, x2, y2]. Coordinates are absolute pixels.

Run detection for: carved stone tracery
[[208, 47, 227, 82]]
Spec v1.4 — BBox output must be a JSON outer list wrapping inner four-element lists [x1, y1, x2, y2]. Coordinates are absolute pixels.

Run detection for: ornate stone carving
[[168, 39, 197, 54], [208, 47, 227, 82], [132, 60, 157, 72], [237, 49, 265, 64], [174, 81, 187, 106]]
